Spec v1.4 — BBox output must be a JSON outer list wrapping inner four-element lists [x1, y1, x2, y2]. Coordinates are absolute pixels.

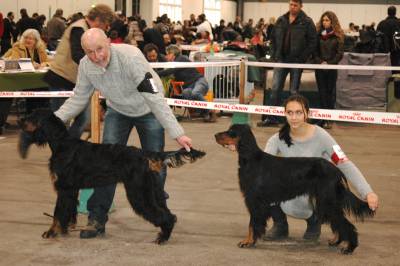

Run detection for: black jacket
[[377, 16, 400, 52], [158, 55, 202, 87], [271, 10, 317, 63], [16, 16, 38, 36], [314, 32, 344, 65]]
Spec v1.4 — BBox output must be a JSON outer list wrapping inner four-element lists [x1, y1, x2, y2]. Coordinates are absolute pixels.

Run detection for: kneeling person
[[158, 44, 215, 122]]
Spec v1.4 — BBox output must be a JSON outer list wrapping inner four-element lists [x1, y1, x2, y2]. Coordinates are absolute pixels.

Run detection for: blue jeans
[[265, 67, 303, 122], [269, 67, 303, 106], [87, 107, 166, 225], [49, 86, 90, 138], [182, 77, 209, 114]]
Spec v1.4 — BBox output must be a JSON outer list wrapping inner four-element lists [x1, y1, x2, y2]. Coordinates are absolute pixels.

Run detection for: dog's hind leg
[[327, 210, 358, 254], [122, 176, 176, 244]]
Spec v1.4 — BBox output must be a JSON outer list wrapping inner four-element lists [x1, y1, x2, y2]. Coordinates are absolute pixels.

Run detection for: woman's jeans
[[87, 107, 166, 225]]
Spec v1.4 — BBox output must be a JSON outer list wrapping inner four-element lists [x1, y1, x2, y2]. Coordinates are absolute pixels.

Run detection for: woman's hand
[[366, 192, 379, 211]]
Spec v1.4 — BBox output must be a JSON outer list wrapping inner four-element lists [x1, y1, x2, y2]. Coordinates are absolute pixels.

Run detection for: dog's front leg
[[42, 217, 63, 238], [42, 188, 75, 238], [238, 219, 256, 248]]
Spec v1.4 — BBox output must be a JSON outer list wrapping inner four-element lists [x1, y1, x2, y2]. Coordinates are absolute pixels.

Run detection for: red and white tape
[[166, 98, 400, 126], [0, 90, 398, 126], [0, 91, 74, 98]]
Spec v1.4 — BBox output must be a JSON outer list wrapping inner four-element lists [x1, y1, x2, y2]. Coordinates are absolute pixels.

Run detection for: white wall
[[182, 0, 203, 21], [221, 0, 237, 25], [244, 2, 393, 28], [0, 0, 115, 20]]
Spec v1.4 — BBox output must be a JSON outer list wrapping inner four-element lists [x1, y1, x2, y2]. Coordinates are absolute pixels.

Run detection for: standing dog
[[215, 124, 374, 254], [19, 109, 205, 244]]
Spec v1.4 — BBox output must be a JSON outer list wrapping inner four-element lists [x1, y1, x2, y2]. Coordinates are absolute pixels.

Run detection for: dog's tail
[[341, 181, 375, 221], [162, 148, 206, 168]]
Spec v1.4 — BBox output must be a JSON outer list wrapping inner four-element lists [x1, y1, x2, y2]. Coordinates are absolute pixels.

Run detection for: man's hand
[[176, 135, 192, 152], [366, 192, 379, 211]]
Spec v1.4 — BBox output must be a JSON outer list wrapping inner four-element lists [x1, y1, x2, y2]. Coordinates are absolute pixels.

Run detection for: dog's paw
[[42, 229, 58, 238], [340, 247, 354, 255], [237, 240, 255, 248], [154, 233, 168, 245]]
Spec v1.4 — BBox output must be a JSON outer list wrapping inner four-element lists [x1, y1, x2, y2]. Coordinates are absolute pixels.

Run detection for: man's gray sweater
[[55, 44, 184, 139]]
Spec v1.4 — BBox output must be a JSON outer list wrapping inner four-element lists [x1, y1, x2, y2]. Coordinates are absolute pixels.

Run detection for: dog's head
[[18, 109, 68, 159], [215, 124, 254, 152]]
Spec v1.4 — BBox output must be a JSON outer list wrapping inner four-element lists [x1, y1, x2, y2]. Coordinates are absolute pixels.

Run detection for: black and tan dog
[[215, 124, 374, 254], [19, 109, 205, 244]]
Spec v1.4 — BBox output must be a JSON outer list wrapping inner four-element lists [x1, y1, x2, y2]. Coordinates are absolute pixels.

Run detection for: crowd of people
[[0, 0, 382, 241]]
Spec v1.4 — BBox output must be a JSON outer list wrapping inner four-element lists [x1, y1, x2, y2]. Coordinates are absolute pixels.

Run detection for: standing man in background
[[1, 12, 17, 56], [43, 4, 114, 138], [258, 0, 317, 127], [46, 9, 66, 51]]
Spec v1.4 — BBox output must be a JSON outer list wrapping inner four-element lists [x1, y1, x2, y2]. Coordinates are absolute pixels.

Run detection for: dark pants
[[263, 67, 303, 122], [0, 38, 12, 56], [49, 86, 90, 139], [0, 99, 13, 129], [391, 51, 400, 98], [87, 108, 166, 225], [315, 69, 337, 110]]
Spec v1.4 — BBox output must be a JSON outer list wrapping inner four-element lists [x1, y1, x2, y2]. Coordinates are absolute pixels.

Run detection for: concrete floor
[[0, 89, 399, 265]]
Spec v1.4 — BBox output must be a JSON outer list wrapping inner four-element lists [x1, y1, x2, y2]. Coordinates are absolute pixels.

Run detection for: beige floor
[[0, 90, 399, 265]]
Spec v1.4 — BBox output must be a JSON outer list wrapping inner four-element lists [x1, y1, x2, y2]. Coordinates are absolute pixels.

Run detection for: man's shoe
[[303, 213, 321, 241], [263, 222, 289, 240], [257, 118, 280, 127], [80, 220, 105, 239]]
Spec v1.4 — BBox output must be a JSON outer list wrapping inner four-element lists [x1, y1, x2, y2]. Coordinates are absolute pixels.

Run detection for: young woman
[[264, 94, 379, 241], [314, 11, 344, 129]]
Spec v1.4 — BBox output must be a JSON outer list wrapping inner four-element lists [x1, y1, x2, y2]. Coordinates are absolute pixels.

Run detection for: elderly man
[[55, 28, 192, 239]]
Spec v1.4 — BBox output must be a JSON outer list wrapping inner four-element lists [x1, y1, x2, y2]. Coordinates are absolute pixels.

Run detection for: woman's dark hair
[[279, 94, 310, 147], [143, 43, 159, 55]]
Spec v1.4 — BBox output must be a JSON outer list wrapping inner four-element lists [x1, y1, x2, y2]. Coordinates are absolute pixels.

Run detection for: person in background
[[43, 4, 114, 138], [143, 43, 166, 63], [264, 94, 379, 241], [162, 33, 172, 47], [313, 11, 344, 129], [3, 28, 50, 114], [196, 14, 213, 41], [214, 19, 225, 42], [1, 12, 17, 56], [16, 8, 38, 37], [258, 0, 317, 127], [377, 6, 400, 94], [0, 13, 4, 49], [47, 9, 66, 51], [158, 44, 216, 122], [141, 19, 166, 54]]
